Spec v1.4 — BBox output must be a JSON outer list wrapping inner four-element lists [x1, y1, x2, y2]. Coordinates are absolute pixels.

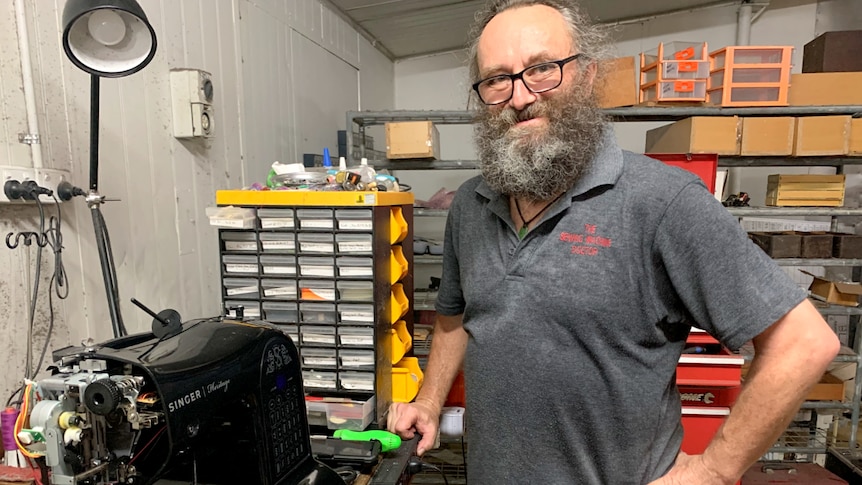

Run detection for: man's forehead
[[477, 5, 574, 68]]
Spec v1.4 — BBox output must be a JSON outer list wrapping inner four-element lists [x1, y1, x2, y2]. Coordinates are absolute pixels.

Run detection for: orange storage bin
[[707, 46, 792, 107]]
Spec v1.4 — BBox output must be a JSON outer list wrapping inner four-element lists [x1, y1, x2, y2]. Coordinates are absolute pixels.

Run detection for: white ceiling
[[328, 0, 741, 59]]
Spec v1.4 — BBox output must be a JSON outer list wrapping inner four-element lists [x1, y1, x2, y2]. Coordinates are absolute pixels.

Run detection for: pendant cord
[[513, 191, 566, 235]]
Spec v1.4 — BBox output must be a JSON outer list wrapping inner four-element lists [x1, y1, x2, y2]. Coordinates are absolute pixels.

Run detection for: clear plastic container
[[339, 326, 374, 347], [220, 231, 258, 252], [302, 348, 338, 368], [223, 277, 259, 299], [731, 67, 782, 84], [301, 325, 337, 347], [303, 371, 337, 390], [337, 280, 374, 302], [299, 256, 335, 277], [336, 209, 373, 231], [260, 255, 296, 276], [222, 254, 258, 275], [339, 304, 375, 325], [300, 279, 336, 301], [339, 349, 375, 370], [298, 233, 335, 254], [300, 303, 337, 324], [336, 234, 373, 254], [643, 41, 707, 65], [297, 209, 334, 230], [731, 47, 786, 65], [207, 206, 256, 229], [259, 233, 295, 253], [257, 208, 295, 229], [339, 371, 375, 392], [321, 395, 375, 430], [336, 257, 374, 278], [261, 279, 297, 300], [262, 301, 299, 323]]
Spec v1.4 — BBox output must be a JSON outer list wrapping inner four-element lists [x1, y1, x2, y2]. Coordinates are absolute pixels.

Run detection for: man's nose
[[509, 78, 537, 111]]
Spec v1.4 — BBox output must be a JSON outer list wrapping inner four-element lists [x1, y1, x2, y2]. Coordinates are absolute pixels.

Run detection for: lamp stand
[[86, 73, 126, 339]]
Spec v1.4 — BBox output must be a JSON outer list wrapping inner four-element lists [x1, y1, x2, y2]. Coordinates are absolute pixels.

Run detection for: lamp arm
[[89, 74, 99, 192]]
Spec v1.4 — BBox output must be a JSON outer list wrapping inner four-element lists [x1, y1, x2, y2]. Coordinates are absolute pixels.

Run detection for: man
[[387, 1, 840, 483]]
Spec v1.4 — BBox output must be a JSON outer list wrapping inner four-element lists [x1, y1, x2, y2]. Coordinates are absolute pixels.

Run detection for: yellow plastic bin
[[390, 207, 408, 244], [390, 246, 408, 285], [389, 319, 413, 364], [390, 283, 409, 324], [392, 357, 424, 403]]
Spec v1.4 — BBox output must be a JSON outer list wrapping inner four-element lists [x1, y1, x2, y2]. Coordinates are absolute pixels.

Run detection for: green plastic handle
[[333, 429, 402, 452]]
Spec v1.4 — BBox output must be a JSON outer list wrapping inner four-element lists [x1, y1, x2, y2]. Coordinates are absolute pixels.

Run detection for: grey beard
[[474, 83, 607, 201]]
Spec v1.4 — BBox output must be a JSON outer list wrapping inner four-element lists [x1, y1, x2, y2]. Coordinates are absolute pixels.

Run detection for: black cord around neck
[[513, 191, 566, 238]]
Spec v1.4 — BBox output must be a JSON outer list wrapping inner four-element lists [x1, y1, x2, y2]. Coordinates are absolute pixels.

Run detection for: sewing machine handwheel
[[153, 309, 182, 339]]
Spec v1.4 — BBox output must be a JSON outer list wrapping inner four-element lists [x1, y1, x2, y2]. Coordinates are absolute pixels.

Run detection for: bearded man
[[387, 1, 839, 484]]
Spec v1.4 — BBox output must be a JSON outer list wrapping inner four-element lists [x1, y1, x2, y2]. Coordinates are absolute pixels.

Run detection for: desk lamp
[[58, 0, 157, 338]]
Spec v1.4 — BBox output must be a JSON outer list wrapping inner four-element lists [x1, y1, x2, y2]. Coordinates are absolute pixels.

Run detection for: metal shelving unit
[[347, 106, 862, 459]]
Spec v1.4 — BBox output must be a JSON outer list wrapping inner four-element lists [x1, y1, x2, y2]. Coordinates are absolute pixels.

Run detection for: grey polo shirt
[[435, 130, 806, 484]]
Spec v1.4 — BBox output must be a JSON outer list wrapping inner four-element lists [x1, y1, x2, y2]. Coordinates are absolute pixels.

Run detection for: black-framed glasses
[[472, 53, 584, 105]]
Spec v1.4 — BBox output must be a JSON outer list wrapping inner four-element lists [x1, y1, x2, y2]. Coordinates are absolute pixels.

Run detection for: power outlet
[[1, 166, 71, 203]]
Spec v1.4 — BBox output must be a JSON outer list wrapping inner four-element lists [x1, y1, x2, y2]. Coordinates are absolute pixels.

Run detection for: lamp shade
[[62, 0, 157, 78]]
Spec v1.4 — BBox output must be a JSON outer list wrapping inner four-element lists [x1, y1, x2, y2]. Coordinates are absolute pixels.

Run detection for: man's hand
[[387, 399, 441, 455], [648, 452, 736, 485]]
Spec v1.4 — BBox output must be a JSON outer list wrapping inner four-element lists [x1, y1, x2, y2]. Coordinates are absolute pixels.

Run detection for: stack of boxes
[[639, 42, 710, 103]]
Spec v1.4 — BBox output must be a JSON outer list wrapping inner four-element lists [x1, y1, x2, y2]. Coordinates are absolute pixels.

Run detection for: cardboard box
[[806, 372, 846, 400], [831, 231, 862, 258], [789, 72, 862, 105], [749, 231, 801, 258], [803, 30, 862, 73], [851, 118, 862, 156], [644, 116, 740, 155], [740, 117, 794, 156], [804, 271, 862, 306], [792, 116, 850, 156], [385, 121, 440, 160], [598, 57, 637, 108], [765, 174, 845, 207]]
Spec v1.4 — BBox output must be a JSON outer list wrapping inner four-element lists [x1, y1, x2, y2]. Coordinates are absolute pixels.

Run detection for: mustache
[[494, 101, 548, 126]]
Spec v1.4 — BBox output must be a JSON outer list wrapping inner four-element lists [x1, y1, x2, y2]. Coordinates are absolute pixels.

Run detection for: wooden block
[[766, 174, 846, 207], [749, 231, 801, 258], [793, 116, 851, 156]]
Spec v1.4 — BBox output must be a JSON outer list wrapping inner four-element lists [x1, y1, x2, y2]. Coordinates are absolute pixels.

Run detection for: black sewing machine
[[24, 309, 345, 485]]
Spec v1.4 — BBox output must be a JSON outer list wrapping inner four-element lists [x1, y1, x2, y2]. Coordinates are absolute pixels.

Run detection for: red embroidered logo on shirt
[[560, 224, 612, 256]]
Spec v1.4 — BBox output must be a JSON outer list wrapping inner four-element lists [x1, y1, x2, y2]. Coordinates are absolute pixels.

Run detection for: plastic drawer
[[336, 208, 373, 231], [298, 233, 335, 254], [322, 395, 375, 431], [301, 325, 336, 347], [299, 256, 335, 277], [303, 371, 337, 390], [336, 257, 374, 278], [302, 348, 338, 368], [339, 371, 375, 392], [222, 254, 258, 275], [339, 304, 375, 325], [223, 277, 259, 299], [300, 303, 337, 324], [220, 231, 258, 252], [336, 234, 373, 254], [262, 301, 299, 323], [258, 208, 295, 229], [642, 41, 708, 65], [260, 255, 296, 276], [259, 233, 296, 253], [261, 279, 297, 300], [300, 279, 336, 301], [337, 280, 374, 302], [338, 349, 375, 370], [339, 326, 374, 347], [224, 300, 260, 319], [272, 324, 299, 345], [297, 209, 334, 230], [306, 400, 328, 427]]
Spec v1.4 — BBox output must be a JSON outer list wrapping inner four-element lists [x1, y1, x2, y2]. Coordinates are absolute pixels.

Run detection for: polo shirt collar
[[476, 127, 624, 218]]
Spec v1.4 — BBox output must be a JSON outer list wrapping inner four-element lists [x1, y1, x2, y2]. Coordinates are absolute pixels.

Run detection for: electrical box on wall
[[170, 68, 214, 139]]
